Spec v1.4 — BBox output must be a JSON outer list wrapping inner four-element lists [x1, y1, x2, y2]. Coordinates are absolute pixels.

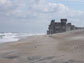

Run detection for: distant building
[[47, 19, 83, 34]]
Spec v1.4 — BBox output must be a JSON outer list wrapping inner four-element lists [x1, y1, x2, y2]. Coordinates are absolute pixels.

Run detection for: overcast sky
[[0, 0, 84, 33]]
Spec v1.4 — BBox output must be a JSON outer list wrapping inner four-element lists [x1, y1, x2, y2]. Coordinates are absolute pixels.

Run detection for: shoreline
[[0, 30, 84, 63], [0, 34, 46, 44]]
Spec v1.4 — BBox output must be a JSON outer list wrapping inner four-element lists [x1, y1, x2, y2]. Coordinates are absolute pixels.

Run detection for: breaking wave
[[0, 33, 45, 43]]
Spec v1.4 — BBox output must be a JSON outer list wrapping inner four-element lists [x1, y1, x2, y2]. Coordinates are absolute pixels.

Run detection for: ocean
[[0, 33, 45, 43]]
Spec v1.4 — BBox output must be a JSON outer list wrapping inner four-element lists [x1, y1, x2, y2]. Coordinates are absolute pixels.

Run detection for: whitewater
[[0, 33, 45, 43]]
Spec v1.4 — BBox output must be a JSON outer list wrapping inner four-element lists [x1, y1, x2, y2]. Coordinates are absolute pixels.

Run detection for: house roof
[[55, 22, 61, 26]]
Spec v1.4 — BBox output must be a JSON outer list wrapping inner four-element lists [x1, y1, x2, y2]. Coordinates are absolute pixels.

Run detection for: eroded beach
[[0, 30, 84, 63]]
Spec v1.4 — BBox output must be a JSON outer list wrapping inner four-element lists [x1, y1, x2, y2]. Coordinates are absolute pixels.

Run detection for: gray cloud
[[0, 0, 84, 33]]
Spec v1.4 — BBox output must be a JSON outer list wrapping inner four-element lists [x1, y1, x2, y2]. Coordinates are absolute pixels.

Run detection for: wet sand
[[0, 29, 84, 63]]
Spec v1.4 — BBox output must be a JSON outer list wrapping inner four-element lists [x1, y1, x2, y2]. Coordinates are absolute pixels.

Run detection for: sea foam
[[0, 33, 45, 43]]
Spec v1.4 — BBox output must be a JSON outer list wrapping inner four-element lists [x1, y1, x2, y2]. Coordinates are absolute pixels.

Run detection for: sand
[[0, 29, 84, 63]]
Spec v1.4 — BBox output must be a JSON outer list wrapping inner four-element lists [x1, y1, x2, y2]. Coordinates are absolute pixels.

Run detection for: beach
[[0, 30, 84, 63]]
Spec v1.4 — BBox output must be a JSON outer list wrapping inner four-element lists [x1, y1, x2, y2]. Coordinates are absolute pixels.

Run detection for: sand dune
[[0, 29, 84, 63]]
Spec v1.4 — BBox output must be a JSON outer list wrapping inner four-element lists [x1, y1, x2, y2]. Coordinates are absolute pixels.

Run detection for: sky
[[0, 0, 84, 33]]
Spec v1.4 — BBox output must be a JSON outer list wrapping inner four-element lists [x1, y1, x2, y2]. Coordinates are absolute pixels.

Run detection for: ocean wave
[[0, 33, 45, 43]]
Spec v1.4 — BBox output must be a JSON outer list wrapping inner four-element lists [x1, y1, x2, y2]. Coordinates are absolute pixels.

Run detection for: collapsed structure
[[47, 19, 83, 34]]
